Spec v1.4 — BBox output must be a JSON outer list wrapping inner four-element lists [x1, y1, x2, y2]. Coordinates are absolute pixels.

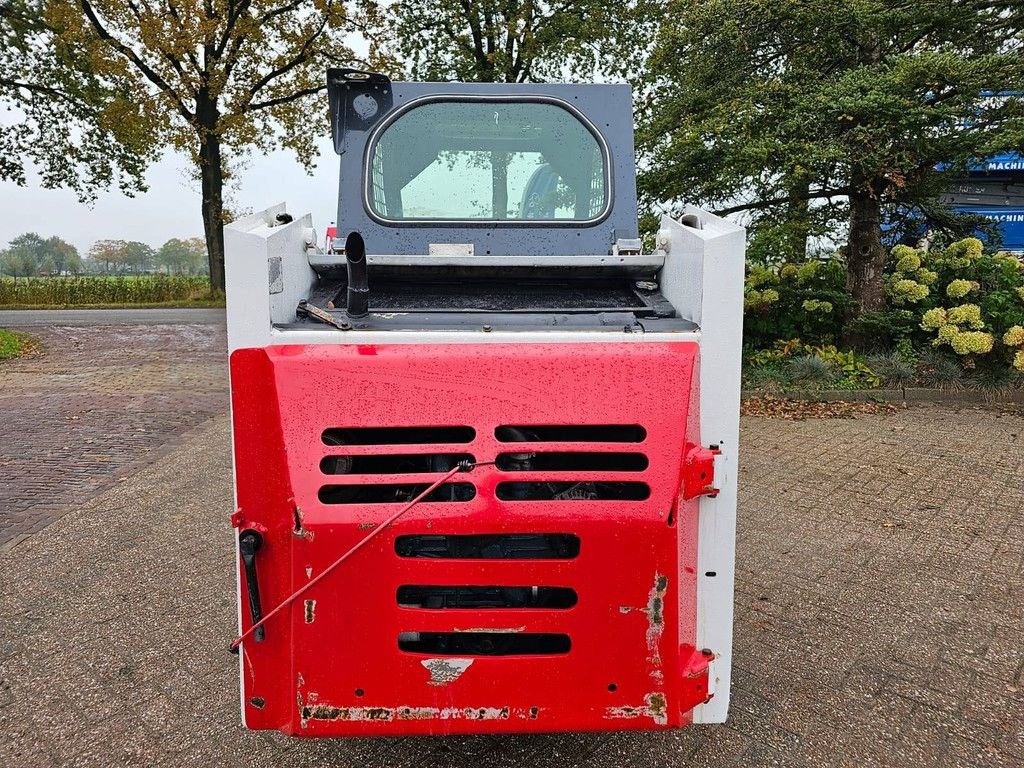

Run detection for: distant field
[[0, 276, 218, 307]]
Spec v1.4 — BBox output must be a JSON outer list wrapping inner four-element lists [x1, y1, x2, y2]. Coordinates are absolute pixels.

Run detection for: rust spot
[[249, 696, 265, 709], [292, 504, 314, 540], [358, 522, 377, 530], [646, 572, 668, 671], [397, 707, 436, 720], [646, 692, 668, 725], [529, 706, 539, 719], [304, 599, 316, 624], [422, 658, 473, 686], [605, 693, 668, 726], [302, 704, 394, 724]]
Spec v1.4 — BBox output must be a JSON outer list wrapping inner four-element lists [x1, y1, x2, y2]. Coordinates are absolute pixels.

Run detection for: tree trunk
[[198, 123, 225, 293], [785, 177, 811, 261], [846, 33, 886, 316], [846, 177, 887, 313]]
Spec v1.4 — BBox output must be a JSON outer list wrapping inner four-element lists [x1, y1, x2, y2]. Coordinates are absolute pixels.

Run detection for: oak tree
[[50, 0, 366, 290], [0, 0, 152, 198], [389, 0, 640, 84]]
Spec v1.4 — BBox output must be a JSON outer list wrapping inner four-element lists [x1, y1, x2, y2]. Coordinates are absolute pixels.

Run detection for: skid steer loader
[[225, 69, 744, 737]]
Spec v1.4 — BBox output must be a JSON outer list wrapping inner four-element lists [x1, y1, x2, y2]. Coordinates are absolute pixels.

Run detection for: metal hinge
[[679, 646, 716, 711], [682, 445, 721, 500]]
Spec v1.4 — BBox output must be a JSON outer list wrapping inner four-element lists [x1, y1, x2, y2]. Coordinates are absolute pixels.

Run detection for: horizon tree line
[[0, 233, 209, 278]]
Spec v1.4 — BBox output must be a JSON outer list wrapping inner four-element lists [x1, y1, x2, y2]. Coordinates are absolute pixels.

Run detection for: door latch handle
[[239, 529, 266, 642]]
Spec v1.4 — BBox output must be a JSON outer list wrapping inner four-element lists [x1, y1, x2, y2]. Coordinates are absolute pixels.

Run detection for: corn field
[[0, 276, 213, 306]]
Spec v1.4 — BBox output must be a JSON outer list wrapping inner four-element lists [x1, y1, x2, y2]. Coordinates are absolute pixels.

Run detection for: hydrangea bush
[[899, 238, 1024, 374], [743, 237, 1024, 386]]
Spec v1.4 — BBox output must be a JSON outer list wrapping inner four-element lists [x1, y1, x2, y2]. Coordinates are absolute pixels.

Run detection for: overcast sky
[[0, 137, 342, 256]]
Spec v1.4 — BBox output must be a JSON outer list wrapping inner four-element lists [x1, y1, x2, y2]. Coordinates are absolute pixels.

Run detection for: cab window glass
[[368, 100, 607, 221]]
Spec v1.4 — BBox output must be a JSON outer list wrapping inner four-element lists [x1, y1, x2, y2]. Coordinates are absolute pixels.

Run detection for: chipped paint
[[358, 522, 377, 530], [304, 599, 316, 624], [452, 626, 525, 634], [300, 700, 539, 727], [292, 504, 314, 540], [605, 693, 669, 726], [297, 673, 304, 688], [646, 573, 668, 670], [421, 658, 474, 686], [305, 566, 313, 579]]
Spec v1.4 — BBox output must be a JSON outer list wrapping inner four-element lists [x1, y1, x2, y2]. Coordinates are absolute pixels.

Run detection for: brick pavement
[[1, 394, 1022, 766], [0, 324, 227, 548]]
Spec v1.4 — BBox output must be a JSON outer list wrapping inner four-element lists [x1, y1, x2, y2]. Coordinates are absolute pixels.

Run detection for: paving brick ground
[[0, 324, 227, 548], [1, 326, 1023, 766]]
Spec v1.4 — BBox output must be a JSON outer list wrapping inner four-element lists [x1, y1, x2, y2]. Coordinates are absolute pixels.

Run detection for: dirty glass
[[367, 100, 607, 222]]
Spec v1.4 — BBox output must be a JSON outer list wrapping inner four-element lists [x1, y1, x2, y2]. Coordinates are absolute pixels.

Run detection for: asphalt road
[[0, 307, 225, 327]]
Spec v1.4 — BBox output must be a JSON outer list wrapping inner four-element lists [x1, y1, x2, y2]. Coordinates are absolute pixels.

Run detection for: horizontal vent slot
[[398, 631, 571, 656], [319, 483, 475, 504], [395, 534, 580, 559], [496, 451, 648, 472], [320, 453, 474, 475], [496, 482, 650, 501], [495, 425, 645, 443], [322, 426, 475, 446], [397, 585, 578, 609]]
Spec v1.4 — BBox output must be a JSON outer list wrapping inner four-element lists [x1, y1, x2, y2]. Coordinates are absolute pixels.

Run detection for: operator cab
[[295, 69, 689, 333]]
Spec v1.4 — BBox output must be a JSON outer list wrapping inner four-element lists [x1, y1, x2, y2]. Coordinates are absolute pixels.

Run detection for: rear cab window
[[365, 98, 610, 224]]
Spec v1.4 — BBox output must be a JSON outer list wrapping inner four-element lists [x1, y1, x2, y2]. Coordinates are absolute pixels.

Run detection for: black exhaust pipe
[[344, 231, 369, 317]]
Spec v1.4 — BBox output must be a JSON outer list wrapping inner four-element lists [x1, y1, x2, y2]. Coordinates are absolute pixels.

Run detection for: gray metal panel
[[334, 81, 638, 257]]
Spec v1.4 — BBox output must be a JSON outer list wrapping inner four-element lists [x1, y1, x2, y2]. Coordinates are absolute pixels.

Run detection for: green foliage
[[746, 339, 881, 389], [0, 0, 151, 198], [743, 258, 850, 348], [0, 233, 82, 277], [844, 310, 919, 350], [156, 238, 208, 275], [0, 329, 27, 360], [47, 0, 367, 290], [894, 240, 1024, 374], [388, 0, 637, 83], [787, 354, 832, 385], [0, 276, 212, 306], [637, 0, 1024, 309], [746, 239, 1024, 388]]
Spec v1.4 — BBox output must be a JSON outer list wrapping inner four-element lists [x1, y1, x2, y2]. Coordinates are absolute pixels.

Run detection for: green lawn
[[0, 329, 28, 360]]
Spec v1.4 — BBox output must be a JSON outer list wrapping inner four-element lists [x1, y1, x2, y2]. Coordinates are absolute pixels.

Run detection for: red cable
[[230, 461, 489, 651]]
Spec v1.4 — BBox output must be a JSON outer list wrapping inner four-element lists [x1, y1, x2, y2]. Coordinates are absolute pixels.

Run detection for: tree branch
[[249, 84, 325, 111], [78, 0, 193, 121], [244, 4, 332, 100], [713, 186, 853, 217]]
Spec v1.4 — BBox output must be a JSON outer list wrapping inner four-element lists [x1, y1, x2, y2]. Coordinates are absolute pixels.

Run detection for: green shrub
[[743, 258, 851, 348], [844, 309, 918, 350], [892, 240, 1024, 376]]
